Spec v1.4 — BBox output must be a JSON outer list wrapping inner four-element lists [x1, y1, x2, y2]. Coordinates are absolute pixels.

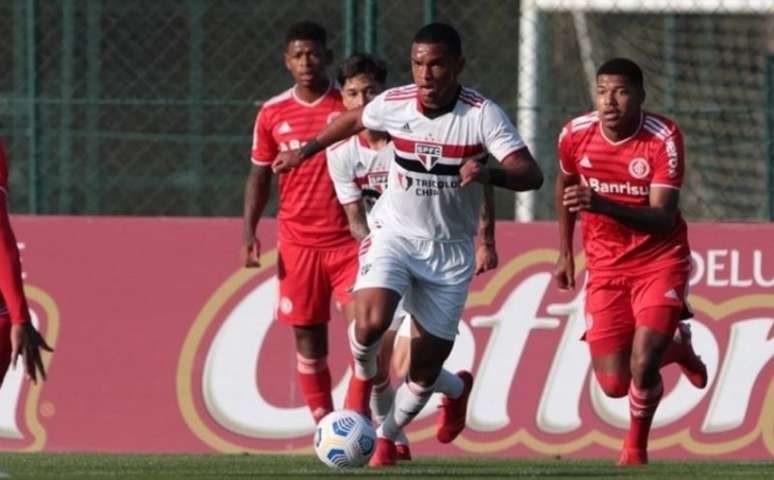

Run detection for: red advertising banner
[[0, 216, 771, 459]]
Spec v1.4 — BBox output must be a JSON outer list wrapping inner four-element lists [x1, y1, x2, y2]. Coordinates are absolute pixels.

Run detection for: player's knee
[[629, 350, 659, 384], [595, 371, 630, 398]]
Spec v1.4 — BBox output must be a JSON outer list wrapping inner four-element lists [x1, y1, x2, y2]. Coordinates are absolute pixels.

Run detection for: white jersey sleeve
[[326, 140, 361, 205], [480, 101, 526, 162], [361, 90, 389, 131]]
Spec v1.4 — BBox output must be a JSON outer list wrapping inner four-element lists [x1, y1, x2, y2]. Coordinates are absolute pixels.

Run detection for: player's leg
[[277, 244, 334, 424], [0, 314, 12, 387]]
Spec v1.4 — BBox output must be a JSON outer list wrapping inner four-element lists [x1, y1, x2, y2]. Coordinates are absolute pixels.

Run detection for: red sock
[[0, 315, 12, 387], [626, 379, 663, 450], [296, 354, 333, 424]]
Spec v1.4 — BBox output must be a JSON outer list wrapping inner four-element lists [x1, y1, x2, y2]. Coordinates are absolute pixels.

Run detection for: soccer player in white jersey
[[274, 23, 543, 467], [327, 53, 501, 462]]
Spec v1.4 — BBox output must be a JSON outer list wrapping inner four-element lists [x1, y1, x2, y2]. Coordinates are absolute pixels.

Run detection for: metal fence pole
[[59, 0, 75, 213], [85, 0, 102, 213], [364, 0, 377, 54], [12, 0, 25, 185], [664, 15, 677, 114], [423, 0, 436, 24], [343, 0, 356, 57], [765, 54, 774, 221], [188, 0, 204, 214], [25, 0, 38, 214]]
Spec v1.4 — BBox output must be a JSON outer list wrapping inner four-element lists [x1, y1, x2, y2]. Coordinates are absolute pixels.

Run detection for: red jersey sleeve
[[650, 125, 684, 190], [557, 124, 578, 175], [250, 108, 277, 166], [0, 143, 30, 325]]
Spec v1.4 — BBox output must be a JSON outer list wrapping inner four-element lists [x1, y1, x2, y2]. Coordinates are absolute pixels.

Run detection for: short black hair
[[597, 58, 643, 89], [285, 21, 327, 47], [337, 53, 387, 86], [413, 22, 462, 57]]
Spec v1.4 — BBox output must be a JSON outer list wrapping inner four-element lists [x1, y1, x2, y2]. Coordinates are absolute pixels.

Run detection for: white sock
[[434, 369, 463, 399], [348, 321, 382, 380], [370, 379, 394, 425], [377, 379, 434, 441]]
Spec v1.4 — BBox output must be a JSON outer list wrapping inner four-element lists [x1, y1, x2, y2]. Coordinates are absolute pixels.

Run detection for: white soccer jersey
[[326, 135, 391, 213], [362, 84, 525, 241]]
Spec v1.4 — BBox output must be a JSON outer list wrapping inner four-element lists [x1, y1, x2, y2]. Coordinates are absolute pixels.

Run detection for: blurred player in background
[[554, 58, 708, 466], [242, 21, 358, 424], [274, 23, 543, 467], [0, 141, 51, 387], [326, 52, 499, 461]]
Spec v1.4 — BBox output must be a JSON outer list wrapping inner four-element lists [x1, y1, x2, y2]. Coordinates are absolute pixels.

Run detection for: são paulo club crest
[[397, 172, 414, 191], [415, 143, 443, 171]]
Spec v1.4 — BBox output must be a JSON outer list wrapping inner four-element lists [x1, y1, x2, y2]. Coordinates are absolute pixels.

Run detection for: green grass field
[[0, 454, 771, 479]]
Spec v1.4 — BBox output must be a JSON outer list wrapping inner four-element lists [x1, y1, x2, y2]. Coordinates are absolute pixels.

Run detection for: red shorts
[[276, 242, 358, 326], [584, 265, 692, 357]]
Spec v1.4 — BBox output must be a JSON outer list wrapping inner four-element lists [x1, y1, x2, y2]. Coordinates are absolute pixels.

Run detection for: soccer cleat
[[369, 437, 397, 467], [674, 322, 708, 389], [395, 443, 412, 461], [617, 446, 648, 466], [436, 370, 474, 444], [344, 374, 373, 420]]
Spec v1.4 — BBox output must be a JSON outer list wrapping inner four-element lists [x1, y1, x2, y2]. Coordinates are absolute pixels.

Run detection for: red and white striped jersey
[[361, 85, 525, 241], [250, 84, 353, 249], [325, 135, 391, 215], [558, 110, 690, 272]]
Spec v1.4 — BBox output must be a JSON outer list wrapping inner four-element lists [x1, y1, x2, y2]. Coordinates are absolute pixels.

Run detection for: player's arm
[[475, 183, 498, 275], [242, 165, 273, 267], [341, 201, 370, 243], [0, 191, 52, 382], [562, 184, 679, 234], [554, 171, 580, 290], [272, 108, 367, 173]]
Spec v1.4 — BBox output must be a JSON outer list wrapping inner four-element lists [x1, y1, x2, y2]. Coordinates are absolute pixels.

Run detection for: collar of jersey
[[599, 112, 644, 146], [291, 81, 332, 107]]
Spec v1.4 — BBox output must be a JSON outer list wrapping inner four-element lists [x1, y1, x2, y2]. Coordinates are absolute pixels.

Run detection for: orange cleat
[[675, 322, 708, 389], [395, 443, 412, 461], [618, 445, 648, 466], [369, 437, 397, 467], [344, 375, 373, 420], [436, 371, 474, 444]]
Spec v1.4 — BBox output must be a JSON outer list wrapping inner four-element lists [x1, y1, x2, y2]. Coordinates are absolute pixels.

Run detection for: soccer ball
[[314, 410, 376, 468]]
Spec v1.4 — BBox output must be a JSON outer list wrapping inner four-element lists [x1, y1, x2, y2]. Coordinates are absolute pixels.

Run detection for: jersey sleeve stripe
[[650, 182, 680, 190], [643, 122, 668, 140]]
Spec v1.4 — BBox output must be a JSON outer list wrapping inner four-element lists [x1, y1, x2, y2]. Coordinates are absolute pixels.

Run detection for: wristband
[[299, 139, 322, 159]]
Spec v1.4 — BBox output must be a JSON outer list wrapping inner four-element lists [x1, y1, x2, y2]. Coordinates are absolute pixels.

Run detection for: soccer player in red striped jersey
[[0, 141, 52, 387], [274, 23, 543, 467], [554, 58, 707, 466], [242, 21, 358, 425]]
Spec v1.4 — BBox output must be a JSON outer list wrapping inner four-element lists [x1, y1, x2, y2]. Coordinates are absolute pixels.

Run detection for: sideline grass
[[0, 453, 771, 479]]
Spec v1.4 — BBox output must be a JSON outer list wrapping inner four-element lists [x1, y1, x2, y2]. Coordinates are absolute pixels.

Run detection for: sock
[[626, 378, 664, 450], [370, 379, 395, 425], [378, 378, 435, 441], [434, 369, 463, 399], [348, 321, 382, 380], [296, 354, 333, 423]]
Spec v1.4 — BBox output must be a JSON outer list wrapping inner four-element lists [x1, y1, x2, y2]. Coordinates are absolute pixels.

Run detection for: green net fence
[[0, 0, 772, 220]]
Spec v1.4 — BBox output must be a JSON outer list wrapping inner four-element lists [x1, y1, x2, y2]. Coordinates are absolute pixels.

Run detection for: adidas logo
[[580, 156, 592, 168], [278, 122, 292, 134], [401, 122, 412, 133], [664, 289, 679, 300]]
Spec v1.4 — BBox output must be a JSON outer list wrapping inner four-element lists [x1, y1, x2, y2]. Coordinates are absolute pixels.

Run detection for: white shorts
[[387, 300, 408, 332], [355, 228, 475, 341]]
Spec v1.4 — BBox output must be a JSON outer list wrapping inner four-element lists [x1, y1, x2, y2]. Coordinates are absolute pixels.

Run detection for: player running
[[553, 58, 708, 466], [274, 23, 543, 467], [0, 140, 52, 388], [242, 21, 358, 424], [326, 52, 500, 461]]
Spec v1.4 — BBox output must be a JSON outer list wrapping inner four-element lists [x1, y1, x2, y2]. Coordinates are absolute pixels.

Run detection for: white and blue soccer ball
[[314, 410, 376, 468]]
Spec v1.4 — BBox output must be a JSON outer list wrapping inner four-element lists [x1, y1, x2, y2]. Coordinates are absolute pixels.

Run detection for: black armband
[[488, 168, 507, 187], [299, 139, 322, 159]]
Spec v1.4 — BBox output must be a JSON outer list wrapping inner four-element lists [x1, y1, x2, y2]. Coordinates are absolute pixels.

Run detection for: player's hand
[[475, 243, 498, 275], [243, 237, 261, 268], [10, 322, 53, 384], [460, 160, 490, 187], [272, 150, 303, 174], [562, 184, 600, 212], [553, 251, 575, 291]]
